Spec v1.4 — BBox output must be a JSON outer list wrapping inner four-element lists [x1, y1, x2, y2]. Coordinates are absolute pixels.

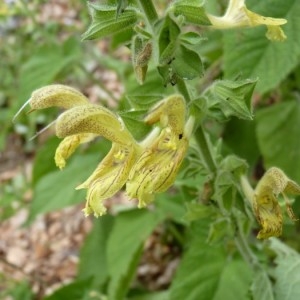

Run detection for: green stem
[[240, 174, 255, 206], [176, 78, 192, 103], [234, 224, 259, 267], [136, 0, 158, 25], [176, 75, 216, 175], [194, 126, 217, 174]]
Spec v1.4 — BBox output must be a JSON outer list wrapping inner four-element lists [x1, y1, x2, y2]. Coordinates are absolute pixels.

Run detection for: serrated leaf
[[256, 100, 300, 182], [82, 3, 138, 40], [107, 209, 163, 300], [223, 0, 300, 94], [213, 155, 248, 211], [78, 216, 114, 288], [170, 231, 253, 300], [193, 79, 256, 121], [183, 202, 217, 222], [171, 0, 211, 26], [269, 237, 300, 300]]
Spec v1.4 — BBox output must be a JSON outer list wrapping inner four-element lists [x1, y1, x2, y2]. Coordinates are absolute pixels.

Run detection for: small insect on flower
[[253, 167, 300, 239]]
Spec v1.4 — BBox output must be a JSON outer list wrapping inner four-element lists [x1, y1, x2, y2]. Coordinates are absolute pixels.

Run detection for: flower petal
[[54, 133, 97, 169], [29, 84, 89, 110], [79, 143, 139, 217], [254, 167, 300, 238], [56, 104, 134, 145], [253, 193, 283, 239], [144, 95, 186, 136], [127, 127, 189, 207]]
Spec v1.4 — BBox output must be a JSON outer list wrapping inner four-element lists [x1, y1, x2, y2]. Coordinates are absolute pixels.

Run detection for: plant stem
[[194, 126, 217, 174], [176, 75, 217, 175], [136, 0, 158, 25], [176, 77, 192, 103], [240, 174, 255, 205]]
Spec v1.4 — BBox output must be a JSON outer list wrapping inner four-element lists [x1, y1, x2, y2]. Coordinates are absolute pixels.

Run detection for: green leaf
[[269, 238, 300, 300], [213, 155, 248, 211], [126, 94, 162, 110], [158, 15, 181, 65], [250, 269, 274, 300], [7, 281, 33, 300], [212, 259, 253, 300], [43, 278, 93, 300], [32, 136, 60, 184], [82, 3, 138, 40], [256, 100, 300, 182], [170, 226, 252, 299], [78, 216, 114, 288], [223, 0, 300, 94], [118, 110, 151, 140], [173, 44, 203, 80], [29, 151, 106, 222], [170, 0, 211, 26], [155, 193, 187, 224], [17, 38, 81, 106], [180, 32, 205, 46], [192, 79, 256, 121], [129, 291, 170, 300], [183, 202, 217, 222], [223, 118, 260, 166], [116, 0, 129, 16], [107, 209, 163, 300]]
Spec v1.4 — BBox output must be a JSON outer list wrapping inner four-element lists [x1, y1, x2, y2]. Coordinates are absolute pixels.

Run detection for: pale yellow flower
[[254, 167, 300, 239], [126, 95, 194, 207], [56, 104, 140, 217], [207, 0, 287, 41]]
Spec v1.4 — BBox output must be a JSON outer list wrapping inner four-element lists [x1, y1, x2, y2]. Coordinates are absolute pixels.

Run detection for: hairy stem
[[194, 127, 217, 174], [136, 0, 158, 25]]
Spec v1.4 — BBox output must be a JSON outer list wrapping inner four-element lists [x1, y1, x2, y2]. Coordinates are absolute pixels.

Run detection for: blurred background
[[0, 0, 127, 298], [1, 0, 300, 299]]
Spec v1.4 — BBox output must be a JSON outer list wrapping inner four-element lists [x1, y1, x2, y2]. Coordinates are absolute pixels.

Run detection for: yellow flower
[[56, 104, 141, 217], [14, 85, 95, 168], [126, 95, 194, 207], [16, 85, 194, 217], [207, 0, 287, 41], [254, 167, 300, 239]]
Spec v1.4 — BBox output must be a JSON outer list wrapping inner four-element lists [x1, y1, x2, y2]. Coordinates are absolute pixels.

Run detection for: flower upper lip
[[207, 0, 287, 41]]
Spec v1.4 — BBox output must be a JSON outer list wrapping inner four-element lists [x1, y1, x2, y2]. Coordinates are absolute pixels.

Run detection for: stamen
[[29, 119, 56, 141], [12, 98, 32, 123]]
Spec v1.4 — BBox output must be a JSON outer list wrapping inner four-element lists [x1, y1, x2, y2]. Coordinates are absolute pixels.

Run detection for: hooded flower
[[207, 0, 287, 41], [254, 167, 300, 239], [14, 85, 98, 169], [126, 95, 194, 207], [56, 104, 141, 217], [16, 85, 194, 217]]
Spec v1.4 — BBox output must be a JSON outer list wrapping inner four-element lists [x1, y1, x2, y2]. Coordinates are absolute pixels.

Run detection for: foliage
[[2, 0, 300, 299]]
